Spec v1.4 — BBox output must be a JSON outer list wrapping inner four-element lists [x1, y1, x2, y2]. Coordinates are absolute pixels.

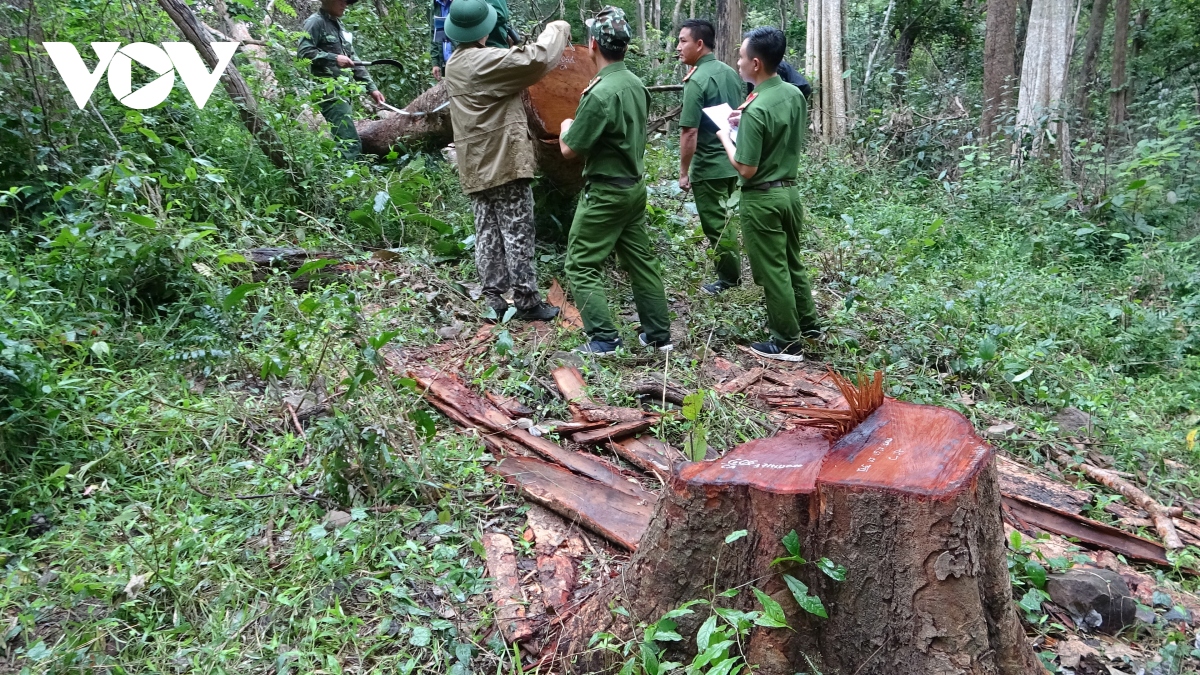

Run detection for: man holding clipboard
[[714, 27, 822, 361], [675, 19, 746, 296]]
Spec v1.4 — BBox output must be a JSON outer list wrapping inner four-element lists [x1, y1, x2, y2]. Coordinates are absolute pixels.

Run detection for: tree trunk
[[671, 0, 687, 34], [156, 0, 293, 173], [1108, 0, 1129, 129], [982, 0, 1018, 137], [862, 0, 895, 89], [716, 0, 744, 67], [1015, 0, 1076, 156], [1073, 0, 1108, 113], [806, 0, 848, 139], [891, 23, 919, 92], [637, 0, 648, 44], [1015, 0, 1033, 77], [357, 46, 595, 193], [559, 400, 1040, 675], [374, 0, 389, 17]]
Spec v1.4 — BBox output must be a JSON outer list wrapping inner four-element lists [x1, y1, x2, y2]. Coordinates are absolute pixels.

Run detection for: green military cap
[[586, 6, 632, 50], [446, 0, 499, 43]]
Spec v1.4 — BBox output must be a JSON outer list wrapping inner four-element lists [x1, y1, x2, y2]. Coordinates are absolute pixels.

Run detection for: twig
[[285, 402, 306, 438], [1054, 447, 1184, 550]]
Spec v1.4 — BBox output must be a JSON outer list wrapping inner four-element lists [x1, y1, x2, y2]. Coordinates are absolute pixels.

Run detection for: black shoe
[[750, 340, 805, 362], [516, 302, 560, 321], [638, 333, 674, 352], [574, 337, 623, 356], [701, 280, 735, 295], [483, 297, 509, 323]]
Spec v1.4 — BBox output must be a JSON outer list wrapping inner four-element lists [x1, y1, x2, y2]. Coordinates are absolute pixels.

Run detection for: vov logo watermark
[[43, 42, 240, 110]]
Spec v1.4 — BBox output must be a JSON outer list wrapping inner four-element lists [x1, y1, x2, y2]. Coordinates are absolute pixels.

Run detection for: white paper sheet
[[703, 103, 737, 144]]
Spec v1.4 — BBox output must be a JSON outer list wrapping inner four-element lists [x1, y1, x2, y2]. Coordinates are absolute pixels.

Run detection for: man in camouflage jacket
[[443, 0, 570, 321], [297, 0, 386, 159]]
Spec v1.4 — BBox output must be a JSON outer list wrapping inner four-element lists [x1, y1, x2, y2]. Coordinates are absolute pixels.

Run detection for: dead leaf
[[1057, 637, 1097, 668], [124, 573, 147, 599]]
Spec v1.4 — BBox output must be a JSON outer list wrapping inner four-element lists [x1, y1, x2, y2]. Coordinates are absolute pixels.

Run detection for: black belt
[[744, 180, 796, 191], [588, 176, 639, 188]]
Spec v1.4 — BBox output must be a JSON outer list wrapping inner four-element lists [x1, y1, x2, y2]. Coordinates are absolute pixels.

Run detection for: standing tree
[[1074, 0, 1110, 114], [716, 0, 745, 67], [1015, 0, 1077, 156], [1109, 0, 1130, 128], [982, 0, 1018, 137], [806, 0, 848, 139]]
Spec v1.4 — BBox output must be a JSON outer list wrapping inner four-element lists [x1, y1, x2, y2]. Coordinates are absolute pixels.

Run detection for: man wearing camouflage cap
[[559, 6, 672, 355], [443, 0, 573, 321]]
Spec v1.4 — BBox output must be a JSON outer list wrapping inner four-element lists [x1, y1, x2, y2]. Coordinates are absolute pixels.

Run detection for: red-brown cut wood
[[492, 455, 655, 551], [570, 418, 656, 445], [560, 399, 1040, 675], [1002, 495, 1170, 566], [547, 279, 584, 331], [523, 46, 597, 138], [610, 435, 688, 475], [482, 533, 537, 642]]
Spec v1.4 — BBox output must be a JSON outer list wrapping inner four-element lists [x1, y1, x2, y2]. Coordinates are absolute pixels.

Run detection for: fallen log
[[560, 397, 1040, 675], [492, 454, 654, 551]]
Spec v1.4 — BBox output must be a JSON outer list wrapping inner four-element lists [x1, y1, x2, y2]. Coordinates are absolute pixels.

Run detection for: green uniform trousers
[[565, 180, 671, 344], [692, 176, 741, 284], [319, 97, 362, 160], [741, 185, 821, 345]]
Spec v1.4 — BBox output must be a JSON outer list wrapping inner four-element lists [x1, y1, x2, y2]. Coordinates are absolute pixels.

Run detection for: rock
[[1163, 606, 1191, 624], [985, 422, 1017, 438], [1057, 636, 1098, 668], [514, 418, 533, 430], [324, 510, 353, 529], [1047, 567, 1137, 634], [1053, 406, 1094, 436]]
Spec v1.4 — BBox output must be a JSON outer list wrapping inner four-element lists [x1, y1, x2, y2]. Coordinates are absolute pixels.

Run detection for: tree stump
[[560, 399, 1040, 675]]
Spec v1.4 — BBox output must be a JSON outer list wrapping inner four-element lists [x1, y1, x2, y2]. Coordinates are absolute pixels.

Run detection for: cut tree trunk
[[716, 0, 744, 68], [982, 0, 1019, 136], [1015, 0, 1077, 156], [1074, 0, 1109, 113], [356, 46, 594, 193], [806, 0, 848, 139], [157, 0, 293, 173], [559, 399, 1040, 675]]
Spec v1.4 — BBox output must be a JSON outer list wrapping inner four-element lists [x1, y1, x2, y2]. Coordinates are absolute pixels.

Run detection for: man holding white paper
[[675, 19, 746, 295]]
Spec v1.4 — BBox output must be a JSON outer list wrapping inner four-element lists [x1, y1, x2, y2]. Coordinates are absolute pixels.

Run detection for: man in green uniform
[[297, 0, 386, 160], [715, 27, 821, 361], [675, 18, 746, 295], [559, 7, 672, 355]]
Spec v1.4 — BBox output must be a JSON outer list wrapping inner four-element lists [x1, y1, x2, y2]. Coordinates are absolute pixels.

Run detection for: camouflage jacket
[[297, 9, 378, 92], [443, 21, 570, 194]]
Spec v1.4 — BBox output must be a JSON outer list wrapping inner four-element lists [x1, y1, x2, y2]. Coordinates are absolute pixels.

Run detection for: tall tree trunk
[[982, 0, 1018, 137], [1073, 0, 1108, 113], [716, 0, 744, 67], [1108, 0, 1129, 129], [806, 0, 848, 139], [637, 0, 648, 44], [891, 23, 918, 92], [672, 0, 687, 34], [1015, 0, 1033, 77], [374, 0, 389, 17], [1015, 0, 1076, 156], [1125, 7, 1149, 112], [862, 0, 895, 88], [795, 0, 806, 29], [156, 0, 293, 173]]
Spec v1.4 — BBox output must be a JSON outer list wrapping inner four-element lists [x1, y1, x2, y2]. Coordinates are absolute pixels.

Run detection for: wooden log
[[1001, 495, 1170, 566], [609, 435, 686, 475], [560, 400, 1040, 675], [1053, 449, 1184, 549], [570, 418, 655, 445], [996, 455, 1093, 514], [482, 533, 538, 642], [492, 455, 655, 551]]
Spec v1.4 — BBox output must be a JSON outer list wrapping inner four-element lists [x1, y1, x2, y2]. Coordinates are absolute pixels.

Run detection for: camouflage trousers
[[470, 178, 541, 310]]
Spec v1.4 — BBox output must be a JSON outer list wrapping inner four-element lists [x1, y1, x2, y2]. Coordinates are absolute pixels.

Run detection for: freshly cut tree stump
[[560, 399, 1040, 675]]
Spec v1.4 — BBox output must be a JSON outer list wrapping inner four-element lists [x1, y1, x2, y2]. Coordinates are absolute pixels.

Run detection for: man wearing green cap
[[298, 0, 386, 160], [559, 6, 672, 355], [676, 18, 745, 296], [715, 26, 821, 361], [443, 0, 572, 321]]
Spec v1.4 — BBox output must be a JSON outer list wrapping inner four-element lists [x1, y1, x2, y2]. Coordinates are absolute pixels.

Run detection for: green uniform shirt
[[679, 53, 743, 181], [561, 62, 650, 181], [732, 75, 806, 187], [298, 10, 378, 92]]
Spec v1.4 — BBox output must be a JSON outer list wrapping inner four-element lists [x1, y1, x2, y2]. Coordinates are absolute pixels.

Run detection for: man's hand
[[560, 118, 573, 136], [728, 109, 741, 129], [679, 174, 691, 191], [336, 54, 354, 68], [432, 66, 442, 80], [371, 90, 386, 105]]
